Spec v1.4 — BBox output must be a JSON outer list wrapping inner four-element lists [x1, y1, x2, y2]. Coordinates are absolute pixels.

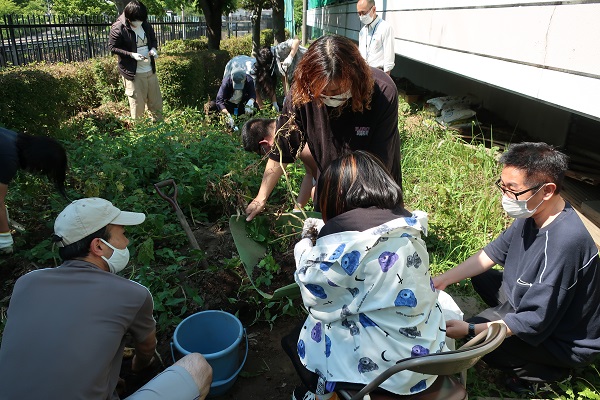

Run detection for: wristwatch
[[468, 323, 476, 338]]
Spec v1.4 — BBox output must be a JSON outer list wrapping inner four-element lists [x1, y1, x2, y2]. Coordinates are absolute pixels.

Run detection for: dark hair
[[499, 142, 569, 193], [291, 35, 374, 113], [124, 0, 148, 22], [254, 47, 278, 100], [241, 118, 275, 153], [318, 151, 403, 221], [56, 227, 110, 261], [16, 132, 68, 197]]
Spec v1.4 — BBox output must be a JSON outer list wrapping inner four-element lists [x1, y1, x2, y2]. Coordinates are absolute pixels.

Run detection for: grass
[[399, 104, 600, 399]]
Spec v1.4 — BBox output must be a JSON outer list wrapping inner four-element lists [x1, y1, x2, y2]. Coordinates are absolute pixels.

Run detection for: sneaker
[[293, 386, 316, 400], [292, 386, 338, 400]]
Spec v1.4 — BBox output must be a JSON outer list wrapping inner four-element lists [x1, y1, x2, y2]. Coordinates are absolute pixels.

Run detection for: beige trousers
[[123, 71, 163, 121]]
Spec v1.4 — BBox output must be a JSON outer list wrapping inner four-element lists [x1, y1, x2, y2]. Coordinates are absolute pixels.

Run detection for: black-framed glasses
[[357, 5, 374, 16], [494, 179, 544, 201]]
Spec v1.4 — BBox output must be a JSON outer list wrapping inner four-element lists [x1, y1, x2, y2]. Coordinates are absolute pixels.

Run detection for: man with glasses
[[433, 142, 600, 394], [357, 0, 395, 75]]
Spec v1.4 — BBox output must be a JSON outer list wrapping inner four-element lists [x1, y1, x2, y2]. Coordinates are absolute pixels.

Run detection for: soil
[[0, 220, 307, 400]]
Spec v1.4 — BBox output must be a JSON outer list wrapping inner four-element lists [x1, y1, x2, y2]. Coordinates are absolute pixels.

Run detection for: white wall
[[307, 0, 600, 133]]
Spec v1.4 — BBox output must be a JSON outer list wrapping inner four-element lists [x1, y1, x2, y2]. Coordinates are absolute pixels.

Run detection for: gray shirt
[[0, 260, 155, 399], [272, 39, 307, 83]]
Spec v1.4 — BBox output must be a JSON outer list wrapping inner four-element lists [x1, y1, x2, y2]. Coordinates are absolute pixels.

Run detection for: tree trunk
[[251, 7, 262, 57], [271, 0, 286, 43], [198, 0, 223, 50]]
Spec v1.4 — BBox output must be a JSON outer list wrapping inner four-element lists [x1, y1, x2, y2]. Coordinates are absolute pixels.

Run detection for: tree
[[195, 0, 236, 50], [0, 0, 22, 14], [271, 0, 284, 43], [239, 0, 269, 55]]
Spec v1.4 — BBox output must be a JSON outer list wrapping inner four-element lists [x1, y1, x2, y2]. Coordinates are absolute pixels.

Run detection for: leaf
[[136, 238, 155, 265]]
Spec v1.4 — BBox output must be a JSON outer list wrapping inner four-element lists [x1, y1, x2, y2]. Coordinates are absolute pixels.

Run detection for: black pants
[[469, 269, 571, 382]]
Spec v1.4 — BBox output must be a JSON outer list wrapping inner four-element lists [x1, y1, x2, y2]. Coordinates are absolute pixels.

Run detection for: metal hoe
[[153, 179, 200, 250]]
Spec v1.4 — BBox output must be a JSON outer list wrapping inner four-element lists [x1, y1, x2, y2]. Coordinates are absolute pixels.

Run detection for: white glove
[[131, 52, 146, 61], [245, 98, 255, 115], [226, 114, 235, 129], [0, 232, 14, 255], [281, 55, 293, 71], [273, 102, 280, 112], [149, 48, 158, 58], [301, 218, 325, 240]]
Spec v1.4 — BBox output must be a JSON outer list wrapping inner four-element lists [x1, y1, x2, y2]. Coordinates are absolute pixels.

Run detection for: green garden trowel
[[229, 211, 321, 300]]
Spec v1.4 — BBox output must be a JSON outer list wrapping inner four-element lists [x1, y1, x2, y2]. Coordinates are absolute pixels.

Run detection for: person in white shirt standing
[[357, 0, 395, 75], [109, 0, 163, 121]]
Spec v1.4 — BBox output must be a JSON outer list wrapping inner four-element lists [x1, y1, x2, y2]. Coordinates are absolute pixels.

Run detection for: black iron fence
[[0, 13, 207, 68]]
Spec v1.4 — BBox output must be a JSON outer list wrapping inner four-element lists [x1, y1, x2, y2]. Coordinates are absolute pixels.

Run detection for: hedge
[[0, 62, 99, 135], [0, 32, 274, 137]]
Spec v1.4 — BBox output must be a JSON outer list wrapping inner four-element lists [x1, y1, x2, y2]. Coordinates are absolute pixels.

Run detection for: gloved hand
[[226, 114, 235, 129], [245, 99, 255, 115], [131, 52, 146, 61], [0, 232, 14, 255], [301, 218, 325, 241], [148, 48, 158, 58], [281, 55, 293, 71], [272, 102, 280, 112]]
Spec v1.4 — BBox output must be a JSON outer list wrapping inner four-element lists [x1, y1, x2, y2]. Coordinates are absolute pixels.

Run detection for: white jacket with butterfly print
[[294, 211, 448, 395]]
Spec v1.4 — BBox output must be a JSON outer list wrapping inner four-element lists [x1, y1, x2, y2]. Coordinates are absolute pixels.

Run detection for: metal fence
[[0, 14, 207, 68]]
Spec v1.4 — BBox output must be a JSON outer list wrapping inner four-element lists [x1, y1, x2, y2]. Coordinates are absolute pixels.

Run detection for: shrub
[[0, 61, 100, 136], [220, 29, 275, 58], [161, 38, 209, 55], [92, 57, 123, 104], [158, 50, 229, 110]]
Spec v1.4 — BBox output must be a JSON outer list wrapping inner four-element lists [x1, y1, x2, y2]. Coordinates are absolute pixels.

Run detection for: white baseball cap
[[54, 198, 146, 247]]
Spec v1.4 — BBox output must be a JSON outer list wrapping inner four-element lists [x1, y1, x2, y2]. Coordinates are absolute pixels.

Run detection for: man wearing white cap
[[0, 198, 212, 400]]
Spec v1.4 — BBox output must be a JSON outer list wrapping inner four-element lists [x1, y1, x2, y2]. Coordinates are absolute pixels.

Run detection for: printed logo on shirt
[[355, 127, 370, 137]]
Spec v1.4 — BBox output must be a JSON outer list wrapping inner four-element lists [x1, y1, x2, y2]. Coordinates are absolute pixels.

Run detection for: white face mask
[[359, 8, 374, 25], [129, 20, 142, 28], [321, 90, 352, 108], [100, 239, 130, 274], [501, 184, 546, 219]]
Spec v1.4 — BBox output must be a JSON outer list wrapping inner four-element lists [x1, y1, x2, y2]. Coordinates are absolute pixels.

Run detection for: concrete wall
[[306, 0, 600, 144]]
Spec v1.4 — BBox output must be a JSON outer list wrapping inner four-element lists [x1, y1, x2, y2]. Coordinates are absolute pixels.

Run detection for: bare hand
[[432, 276, 447, 290], [245, 199, 265, 221], [131, 354, 154, 372], [445, 319, 468, 339]]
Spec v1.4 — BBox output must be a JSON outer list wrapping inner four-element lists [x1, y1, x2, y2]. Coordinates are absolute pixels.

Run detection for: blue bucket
[[171, 310, 248, 397]]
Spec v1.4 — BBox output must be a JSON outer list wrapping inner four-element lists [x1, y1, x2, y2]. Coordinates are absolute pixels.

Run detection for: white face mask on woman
[[129, 20, 143, 28], [100, 239, 130, 274], [501, 184, 546, 219], [321, 90, 352, 108]]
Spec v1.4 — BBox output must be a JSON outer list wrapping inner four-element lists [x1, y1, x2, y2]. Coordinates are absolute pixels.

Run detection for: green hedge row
[[0, 31, 276, 137]]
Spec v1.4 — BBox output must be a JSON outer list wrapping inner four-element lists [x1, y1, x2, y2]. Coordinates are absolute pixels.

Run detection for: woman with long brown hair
[[245, 34, 401, 222]]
